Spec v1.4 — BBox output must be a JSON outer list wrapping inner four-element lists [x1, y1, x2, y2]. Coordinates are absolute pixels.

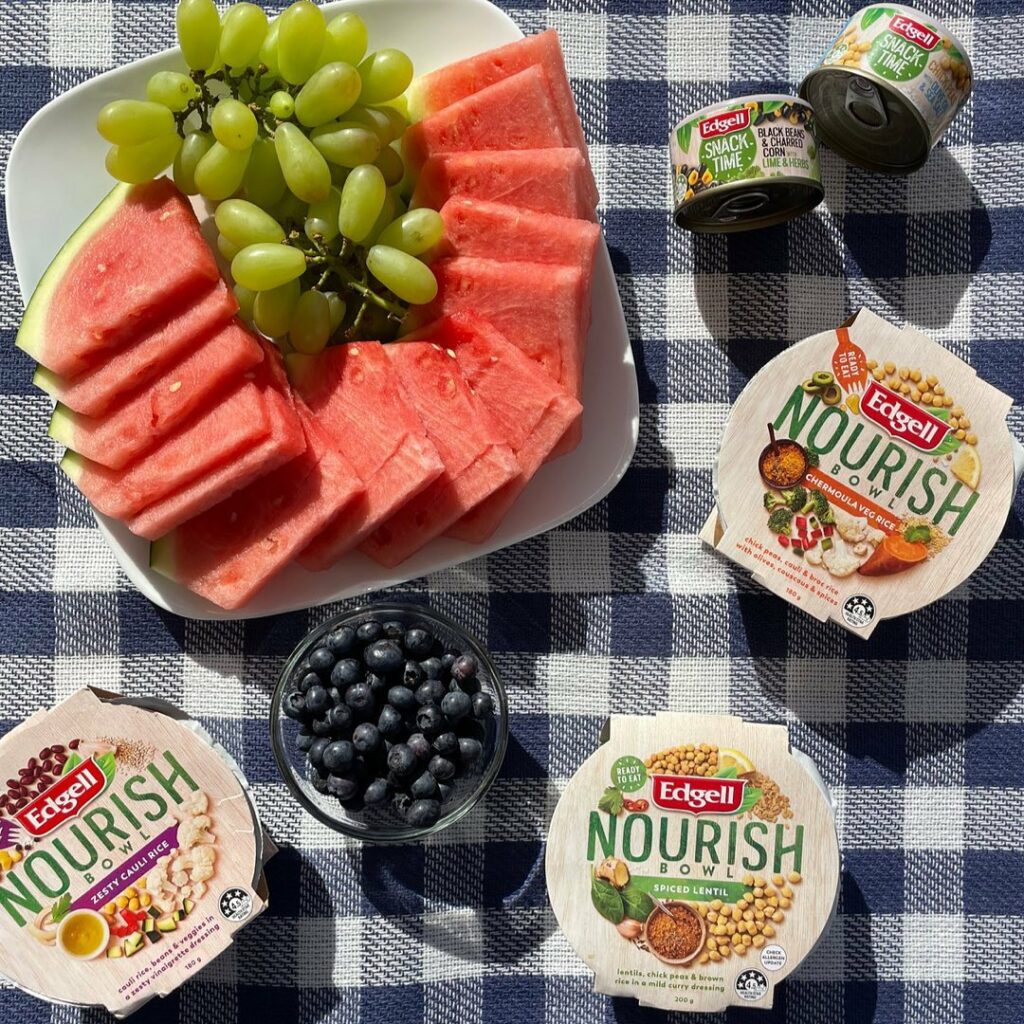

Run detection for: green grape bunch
[[96, 0, 440, 349]]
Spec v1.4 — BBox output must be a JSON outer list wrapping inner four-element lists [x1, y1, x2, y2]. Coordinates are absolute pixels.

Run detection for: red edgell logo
[[889, 14, 940, 50], [699, 108, 750, 139], [860, 379, 950, 452], [15, 758, 106, 838], [651, 774, 748, 814]]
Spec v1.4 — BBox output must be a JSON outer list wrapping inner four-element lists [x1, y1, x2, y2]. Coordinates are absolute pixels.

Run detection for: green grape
[[269, 91, 295, 120], [173, 130, 213, 194], [289, 289, 331, 354], [232, 242, 307, 291], [376, 208, 444, 256], [234, 283, 257, 321], [105, 134, 182, 184], [295, 62, 361, 128], [242, 137, 286, 209], [375, 144, 405, 187], [364, 190, 396, 246], [274, 122, 331, 203], [337, 163, 385, 243], [215, 199, 286, 247], [319, 12, 367, 67], [211, 98, 258, 151], [194, 142, 251, 201], [254, 278, 301, 337], [310, 124, 380, 168], [219, 2, 268, 68], [97, 100, 175, 146], [357, 50, 413, 105], [366, 245, 438, 305], [259, 16, 281, 76], [370, 104, 409, 140], [217, 234, 240, 261], [304, 188, 341, 242], [345, 104, 398, 144], [278, 1, 326, 85], [176, 0, 221, 71], [325, 291, 346, 331], [146, 71, 199, 112]]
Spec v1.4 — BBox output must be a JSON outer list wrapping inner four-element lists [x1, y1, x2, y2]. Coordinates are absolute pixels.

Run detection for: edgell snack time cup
[[701, 309, 1017, 638], [799, 4, 972, 173], [670, 96, 824, 232], [546, 713, 840, 1014], [0, 689, 269, 1017]]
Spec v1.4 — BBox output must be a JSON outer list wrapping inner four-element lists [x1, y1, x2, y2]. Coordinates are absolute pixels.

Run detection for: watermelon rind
[[15, 183, 132, 360], [149, 536, 176, 579], [48, 404, 76, 448], [59, 449, 85, 483], [32, 365, 59, 398]]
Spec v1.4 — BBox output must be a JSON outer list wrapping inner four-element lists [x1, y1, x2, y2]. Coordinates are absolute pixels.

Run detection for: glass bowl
[[270, 602, 508, 842]]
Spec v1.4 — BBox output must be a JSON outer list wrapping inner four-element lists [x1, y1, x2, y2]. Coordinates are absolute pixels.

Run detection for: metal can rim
[[674, 176, 825, 234]]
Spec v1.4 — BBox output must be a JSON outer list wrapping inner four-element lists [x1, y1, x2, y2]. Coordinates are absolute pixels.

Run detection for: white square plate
[[6, 0, 638, 620]]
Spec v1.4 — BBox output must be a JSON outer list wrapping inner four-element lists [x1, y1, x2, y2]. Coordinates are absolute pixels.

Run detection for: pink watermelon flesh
[[289, 343, 444, 570], [152, 408, 363, 610], [128, 343, 306, 540], [411, 149, 595, 221], [35, 281, 239, 417], [403, 66, 565, 176], [30, 178, 221, 377], [409, 30, 598, 207], [63, 379, 270, 520], [51, 320, 264, 469], [403, 313, 583, 541], [359, 342, 518, 567]]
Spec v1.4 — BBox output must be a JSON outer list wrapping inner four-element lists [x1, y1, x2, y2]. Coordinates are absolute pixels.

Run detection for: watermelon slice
[[32, 281, 239, 417], [410, 149, 595, 221], [288, 343, 444, 570], [127, 342, 306, 540], [60, 379, 270, 520], [403, 314, 583, 541], [408, 30, 598, 207], [16, 178, 220, 377], [151, 408, 363, 610], [402, 66, 565, 176], [359, 342, 518, 567], [48, 321, 264, 469]]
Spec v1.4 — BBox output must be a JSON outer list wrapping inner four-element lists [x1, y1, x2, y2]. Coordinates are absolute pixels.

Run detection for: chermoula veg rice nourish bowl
[[0, 689, 267, 1016], [545, 714, 839, 1014], [702, 309, 1018, 638]]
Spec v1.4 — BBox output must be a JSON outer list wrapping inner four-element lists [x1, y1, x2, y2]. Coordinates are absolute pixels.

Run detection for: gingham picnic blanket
[[1, 1, 1021, 1022]]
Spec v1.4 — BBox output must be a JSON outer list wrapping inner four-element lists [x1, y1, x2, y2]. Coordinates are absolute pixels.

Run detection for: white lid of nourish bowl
[[545, 713, 840, 1013], [705, 308, 1015, 638], [0, 689, 265, 1016]]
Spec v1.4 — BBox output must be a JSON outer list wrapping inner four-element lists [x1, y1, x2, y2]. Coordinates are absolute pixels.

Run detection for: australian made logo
[[889, 14, 940, 50], [651, 774, 748, 814], [15, 758, 105, 838], [860, 379, 950, 452], [699, 108, 750, 139]]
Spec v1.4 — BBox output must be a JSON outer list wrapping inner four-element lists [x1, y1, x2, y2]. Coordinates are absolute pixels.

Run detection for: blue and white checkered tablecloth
[[1, 1, 1022, 1022]]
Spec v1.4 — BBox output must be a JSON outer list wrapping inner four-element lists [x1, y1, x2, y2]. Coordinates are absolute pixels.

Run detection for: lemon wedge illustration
[[950, 444, 981, 490], [718, 749, 754, 774]]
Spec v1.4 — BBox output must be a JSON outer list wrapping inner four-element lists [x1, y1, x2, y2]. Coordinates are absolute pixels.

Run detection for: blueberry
[[297, 671, 320, 693], [293, 658, 311, 680], [296, 728, 315, 752], [327, 703, 353, 733], [387, 685, 417, 713], [356, 621, 383, 644], [387, 743, 417, 778], [392, 792, 413, 818], [305, 684, 331, 716], [415, 705, 444, 737], [364, 639, 404, 675], [437, 781, 454, 804], [416, 679, 446, 706], [403, 628, 434, 659], [327, 775, 360, 800], [451, 654, 478, 684], [432, 732, 459, 758], [345, 683, 375, 715], [364, 778, 390, 805], [471, 692, 495, 718], [440, 652, 457, 674], [353, 723, 382, 754], [377, 704, 405, 739], [410, 770, 438, 799], [326, 626, 356, 656], [406, 799, 441, 827], [420, 656, 443, 680], [331, 658, 361, 688], [441, 690, 471, 723], [403, 660, 425, 687], [282, 691, 307, 720], [406, 733, 432, 762], [322, 740, 354, 773], [382, 620, 406, 640], [312, 773, 329, 793], [428, 755, 455, 781], [311, 718, 334, 737], [308, 737, 330, 768], [309, 646, 336, 674], [458, 737, 483, 765], [366, 672, 388, 700], [449, 673, 480, 695]]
